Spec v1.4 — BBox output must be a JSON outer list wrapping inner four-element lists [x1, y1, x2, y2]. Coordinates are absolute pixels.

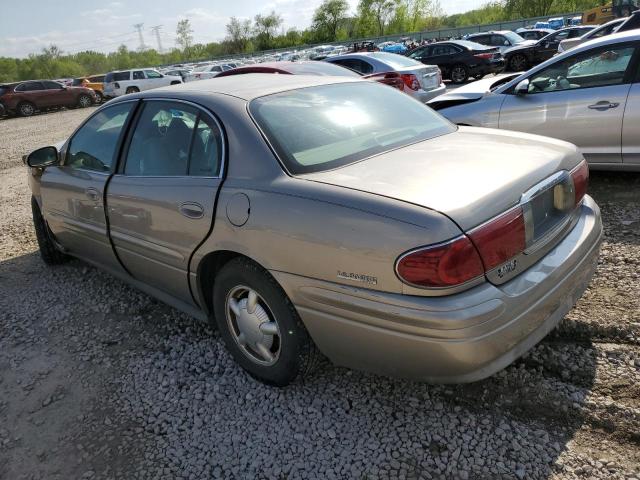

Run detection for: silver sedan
[[324, 51, 446, 102], [25, 74, 601, 386], [429, 30, 640, 171]]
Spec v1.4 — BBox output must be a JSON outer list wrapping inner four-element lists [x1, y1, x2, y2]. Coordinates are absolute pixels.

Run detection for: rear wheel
[[125, 86, 139, 95], [450, 64, 469, 84], [18, 101, 36, 117], [509, 54, 528, 72], [31, 197, 68, 265], [212, 257, 318, 386], [78, 94, 93, 108]]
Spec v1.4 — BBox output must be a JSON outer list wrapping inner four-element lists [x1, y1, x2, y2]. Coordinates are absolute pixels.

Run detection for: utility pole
[[134, 23, 147, 51], [151, 25, 163, 53]]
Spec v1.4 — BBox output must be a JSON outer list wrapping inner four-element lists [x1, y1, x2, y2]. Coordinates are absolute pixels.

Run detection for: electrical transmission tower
[[134, 23, 148, 51], [151, 25, 163, 53]]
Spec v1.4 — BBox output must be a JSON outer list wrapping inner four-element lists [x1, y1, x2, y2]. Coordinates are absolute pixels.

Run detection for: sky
[[0, 0, 488, 58]]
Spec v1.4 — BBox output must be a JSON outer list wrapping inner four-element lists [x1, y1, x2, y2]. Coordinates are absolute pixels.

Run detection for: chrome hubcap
[[21, 104, 33, 115], [80, 96, 90, 107], [512, 56, 526, 70], [452, 68, 465, 83], [226, 286, 280, 366]]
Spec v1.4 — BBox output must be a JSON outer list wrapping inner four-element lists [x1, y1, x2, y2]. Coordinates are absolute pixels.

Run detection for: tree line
[[0, 0, 604, 83]]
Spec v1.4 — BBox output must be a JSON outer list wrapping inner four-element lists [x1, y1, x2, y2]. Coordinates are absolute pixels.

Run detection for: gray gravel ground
[[0, 107, 639, 480]]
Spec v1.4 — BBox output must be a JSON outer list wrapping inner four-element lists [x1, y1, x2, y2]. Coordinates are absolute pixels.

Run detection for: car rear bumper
[[272, 195, 602, 383], [413, 83, 446, 102]]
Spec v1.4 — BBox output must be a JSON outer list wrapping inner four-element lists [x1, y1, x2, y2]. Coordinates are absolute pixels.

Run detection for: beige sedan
[[26, 74, 601, 386]]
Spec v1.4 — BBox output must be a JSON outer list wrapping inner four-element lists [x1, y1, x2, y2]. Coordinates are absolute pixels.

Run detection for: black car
[[515, 28, 555, 41], [503, 26, 595, 71], [406, 40, 504, 84]]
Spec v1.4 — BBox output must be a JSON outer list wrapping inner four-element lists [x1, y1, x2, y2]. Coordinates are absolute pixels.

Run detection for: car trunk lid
[[302, 127, 585, 284], [396, 64, 441, 91]]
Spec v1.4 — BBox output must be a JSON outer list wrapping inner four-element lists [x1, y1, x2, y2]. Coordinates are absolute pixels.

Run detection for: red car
[[215, 60, 416, 93], [0, 80, 95, 117]]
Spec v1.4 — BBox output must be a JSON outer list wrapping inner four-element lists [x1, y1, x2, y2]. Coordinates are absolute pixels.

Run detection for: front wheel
[[93, 91, 103, 103], [31, 197, 68, 265], [125, 86, 139, 95], [509, 54, 528, 72], [213, 257, 318, 386], [450, 64, 469, 84]]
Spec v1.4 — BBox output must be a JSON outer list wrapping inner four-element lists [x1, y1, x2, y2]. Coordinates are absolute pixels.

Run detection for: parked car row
[[429, 30, 640, 172]]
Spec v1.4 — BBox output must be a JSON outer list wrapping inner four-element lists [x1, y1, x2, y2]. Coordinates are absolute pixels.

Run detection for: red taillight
[[474, 52, 493, 60], [571, 160, 589, 205], [396, 236, 484, 288], [468, 207, 526, 272], [400, 73, 420, 91]]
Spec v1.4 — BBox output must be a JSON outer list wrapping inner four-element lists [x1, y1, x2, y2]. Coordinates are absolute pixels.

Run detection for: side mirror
[[26, 146, 59, 168], [514, 79, 530, 95]]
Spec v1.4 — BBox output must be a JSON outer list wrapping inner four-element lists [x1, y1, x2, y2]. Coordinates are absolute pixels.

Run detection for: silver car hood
[[427, 74, 520, 103], [302, 127, 583, 231]]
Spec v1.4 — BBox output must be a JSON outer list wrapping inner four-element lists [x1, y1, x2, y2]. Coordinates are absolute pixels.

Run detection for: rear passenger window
[[124, 101, 222, 177], [66, 103, 134, 172]]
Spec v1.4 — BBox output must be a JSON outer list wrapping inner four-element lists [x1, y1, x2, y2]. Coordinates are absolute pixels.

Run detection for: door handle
[[588, 101, 619, 110], [179, 202, 204, 219], [85, 188, 99, 201]]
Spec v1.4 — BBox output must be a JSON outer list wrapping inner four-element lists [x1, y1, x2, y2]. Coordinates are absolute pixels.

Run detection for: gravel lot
[[0, 107, 639, 480]]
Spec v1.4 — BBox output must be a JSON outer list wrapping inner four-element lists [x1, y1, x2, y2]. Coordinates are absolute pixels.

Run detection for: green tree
[[176, 19, 194, 53], [226, 17, 253, 53], [312, 0, 350, 41], [505, 0, 555, 17], [253, 11, 283, 50]]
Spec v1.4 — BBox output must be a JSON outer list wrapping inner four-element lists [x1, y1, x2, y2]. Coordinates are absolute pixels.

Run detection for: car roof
[[444, 39, 491, 49], [152, 73, 360, 101], [574, 28, 640, 51]]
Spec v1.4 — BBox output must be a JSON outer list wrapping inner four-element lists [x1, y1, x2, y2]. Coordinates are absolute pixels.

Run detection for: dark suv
[[0, 80, 95, 117]]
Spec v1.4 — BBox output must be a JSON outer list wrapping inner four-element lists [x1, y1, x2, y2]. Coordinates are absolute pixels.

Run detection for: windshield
[[503, 31, 526, 44], [250, 82, 455, 174]]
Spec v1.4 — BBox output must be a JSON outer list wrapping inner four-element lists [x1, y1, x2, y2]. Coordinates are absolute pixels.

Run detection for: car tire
[[212, 257, 319, 386], [31, 197, 68, 265], [93, 91, 103, 103], [125, 87, 139, 94], [78, 94, 93, 108], [509, 54, 528, 72], [450, 64, 469, 84], [474, 73, 485, 80], [17, 101, 36, 117]]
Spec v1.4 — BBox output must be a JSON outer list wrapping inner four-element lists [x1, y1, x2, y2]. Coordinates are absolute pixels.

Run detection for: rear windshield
[[106, 71, 130, 82], [285, 62, 361, 77], [367, 52, 422, 69], [250, 82, 455, 175]]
